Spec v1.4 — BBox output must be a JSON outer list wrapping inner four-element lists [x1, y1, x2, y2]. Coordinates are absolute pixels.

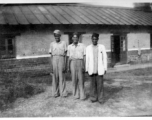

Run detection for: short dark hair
[[92, 33, 99, 38], [73, 32, 79, 38], [54, 33, 61, 36]]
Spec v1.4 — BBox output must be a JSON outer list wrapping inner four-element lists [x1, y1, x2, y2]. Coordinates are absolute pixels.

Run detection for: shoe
[[61, 95, 67, 98], [80, 97, 86, 101], [73, 97, 79, 100], [54, 95, 60, 98], [89, 99, 97, 103], [98, 99, 105, 104]]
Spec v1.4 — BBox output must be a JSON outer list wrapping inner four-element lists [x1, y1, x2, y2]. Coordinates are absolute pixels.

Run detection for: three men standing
[[49, 30, 107, 103]]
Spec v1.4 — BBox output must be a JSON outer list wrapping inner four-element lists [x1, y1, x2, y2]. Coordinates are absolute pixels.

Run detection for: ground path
[[1, 63, 152, 117], [0, 77, 152, 117]]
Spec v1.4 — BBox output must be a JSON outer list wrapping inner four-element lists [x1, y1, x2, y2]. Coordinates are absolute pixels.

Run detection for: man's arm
[[83, 45, 86, 72], [102, 45, 107, 74], [49, 43, 53, 73], [83, 55, 86, 73], [66, 45, 71, 73], [63, 51, 67, 73], [85, 47, 88, 73], [67, 56, 71, 73], [49, 54, 53, 74]]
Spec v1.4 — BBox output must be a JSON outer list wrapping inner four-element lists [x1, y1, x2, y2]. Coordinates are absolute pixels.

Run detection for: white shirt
[[49, 41, 67, 56], [92, 45, 98, 74], [67, 43, 86, 60]]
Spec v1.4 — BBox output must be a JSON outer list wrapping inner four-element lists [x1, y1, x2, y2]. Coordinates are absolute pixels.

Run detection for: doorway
[[111, 35, 121, 63], [111, 34, 127, 66]]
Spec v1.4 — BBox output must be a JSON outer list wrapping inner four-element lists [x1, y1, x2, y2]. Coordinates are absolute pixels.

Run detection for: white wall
[[81, 33, 111, 51], [99, 34, 112, 51], [81, 34, 92, 46], [16, 31, 68, 59], [127, 33, 150, 51]]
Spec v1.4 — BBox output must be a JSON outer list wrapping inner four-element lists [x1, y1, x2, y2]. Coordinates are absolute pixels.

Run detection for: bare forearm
[[83, 56, 86, 70], [64, 56, 67, 67], [64, 51, 67, 68], [67, 57, 71, 70], [50, 55, 53, 73]]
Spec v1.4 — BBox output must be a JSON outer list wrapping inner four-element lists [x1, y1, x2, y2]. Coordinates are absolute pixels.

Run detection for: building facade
[[0, 3, 152, 69]]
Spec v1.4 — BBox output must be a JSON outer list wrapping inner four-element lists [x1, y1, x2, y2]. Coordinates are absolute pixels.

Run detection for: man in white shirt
[[86, 33, 107, 104], [49, 30, 67, 98], [67, 32, 86, 100]]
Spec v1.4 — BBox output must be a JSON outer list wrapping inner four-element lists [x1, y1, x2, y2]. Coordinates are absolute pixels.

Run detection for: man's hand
[[67, 65, 71, 73], [50, 56, 53, 74], [82, 66, 85, 73], [104, 70, 107, 75], [50, 68, 53, 75], [63, 64, 66, 73]]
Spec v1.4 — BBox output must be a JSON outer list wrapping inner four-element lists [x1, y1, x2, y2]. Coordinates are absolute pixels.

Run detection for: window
[[0, 36, 15, 59], [68, 33, 73, 44]]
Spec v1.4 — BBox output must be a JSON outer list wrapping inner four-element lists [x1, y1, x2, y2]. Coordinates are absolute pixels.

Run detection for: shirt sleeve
[[83, 45, 86, 56], [85, 46, 89, 72], [102, 45, 107, 71]]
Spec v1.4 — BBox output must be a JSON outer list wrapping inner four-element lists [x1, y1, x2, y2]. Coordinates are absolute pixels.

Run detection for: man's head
[[72, 32, 79, 45], [54, 30, 61, 42], [92, 33, 99, 46]]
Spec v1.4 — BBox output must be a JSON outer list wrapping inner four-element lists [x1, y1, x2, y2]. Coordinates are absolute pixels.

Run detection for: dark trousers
[[89, 74, 104, 102]]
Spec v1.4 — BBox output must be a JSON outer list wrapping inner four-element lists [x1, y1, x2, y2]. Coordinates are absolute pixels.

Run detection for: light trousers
[[52, 56, 67, 97], [70, 59, 86, 100]]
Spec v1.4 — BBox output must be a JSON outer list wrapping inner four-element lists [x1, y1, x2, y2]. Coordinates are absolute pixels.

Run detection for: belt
[[52, 55, 65, 57], [70, 59, 83, 61]]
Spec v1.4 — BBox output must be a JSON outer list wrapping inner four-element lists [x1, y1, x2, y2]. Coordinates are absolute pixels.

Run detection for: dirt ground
[[0, 68, 152, 117]]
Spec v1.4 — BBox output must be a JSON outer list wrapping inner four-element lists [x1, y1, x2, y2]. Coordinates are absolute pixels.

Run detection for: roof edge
[[0, 3, 134, 10]]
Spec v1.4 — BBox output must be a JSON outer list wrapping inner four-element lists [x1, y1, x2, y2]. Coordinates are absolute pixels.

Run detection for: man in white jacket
[[86, 33, 107, 104]]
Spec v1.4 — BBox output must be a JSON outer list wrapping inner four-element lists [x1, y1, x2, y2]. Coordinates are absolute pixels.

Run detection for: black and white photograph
[[0, 0, 152, 117]]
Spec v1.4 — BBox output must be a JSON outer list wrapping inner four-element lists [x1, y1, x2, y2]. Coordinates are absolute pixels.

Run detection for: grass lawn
[[0, 67, 152, 117]]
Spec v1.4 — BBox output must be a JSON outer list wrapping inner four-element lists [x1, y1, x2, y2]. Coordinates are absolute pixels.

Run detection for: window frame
[[0, 35, 16, 59]]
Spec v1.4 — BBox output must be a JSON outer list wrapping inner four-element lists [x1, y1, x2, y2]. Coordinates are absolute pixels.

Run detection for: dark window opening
[[113, 35, 121, 62], [0, 36, 15, 59], [68, 33, 73, 44]]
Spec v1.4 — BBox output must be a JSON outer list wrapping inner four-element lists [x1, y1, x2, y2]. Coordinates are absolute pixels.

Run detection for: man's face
[[72, 35, 79, 44], [54, 33, 61, 42], [92, 36, 98, 46]]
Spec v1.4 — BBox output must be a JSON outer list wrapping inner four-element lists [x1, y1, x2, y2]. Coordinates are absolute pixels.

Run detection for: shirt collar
[[72, 42, 80, 46], [55, 41, 62, 44], [92, 44, 98, 47]]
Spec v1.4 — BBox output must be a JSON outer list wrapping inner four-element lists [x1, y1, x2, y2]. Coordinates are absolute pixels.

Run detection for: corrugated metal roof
[[0, 4, 152, 26], [59, 6, 87, 24]]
